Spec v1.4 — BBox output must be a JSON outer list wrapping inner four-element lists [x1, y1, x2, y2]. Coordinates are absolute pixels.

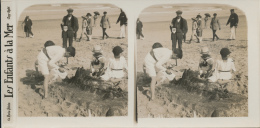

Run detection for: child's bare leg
[[150, 76, 156, 100], [43, 75, 49, 98]]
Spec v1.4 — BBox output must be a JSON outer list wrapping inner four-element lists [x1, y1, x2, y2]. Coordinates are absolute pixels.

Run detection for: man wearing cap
[[170, 10, 188, 51], [100, 11, 111, 40], [37, 40, 76, 98], [116, 9, 128, 39], [144, 42, 179, 100], [226, 9, 239, 40], [61, 8, 79, 48], [86, 13, 93, 41], [210, 13, 221, 41]]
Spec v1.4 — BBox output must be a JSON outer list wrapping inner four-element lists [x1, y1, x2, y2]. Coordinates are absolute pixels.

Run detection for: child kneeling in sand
[[208, 48, 236, 84], [90, 45, 106, 78], [101, 46, 128, 85], [198, 46, 214, 79]]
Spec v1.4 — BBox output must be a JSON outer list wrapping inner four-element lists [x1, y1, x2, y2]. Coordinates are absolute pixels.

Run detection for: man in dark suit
[[226, 9, 239, 40], [136, 18, 144, 39], [170, 10, 188, 51], [61, 8, 79, 48], [116, 9, 128, 39]]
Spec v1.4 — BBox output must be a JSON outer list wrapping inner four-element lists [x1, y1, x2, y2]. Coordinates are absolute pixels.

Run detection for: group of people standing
[[58, 8, 128, 48], [189, 9, 239, 43]]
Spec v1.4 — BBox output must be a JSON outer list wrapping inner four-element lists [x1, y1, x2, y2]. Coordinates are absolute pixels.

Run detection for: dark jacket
[[136, 20, 143, 32], [116, 12, 127, 26], [226, 13, 239, 27], [24, 19, 32, 29], [170, 17, 188, 34], [62, 15, 79, 32]]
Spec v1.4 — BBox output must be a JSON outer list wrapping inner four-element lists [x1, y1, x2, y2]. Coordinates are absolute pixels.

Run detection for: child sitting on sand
[[208, 48, 236, 83], [102, 46, 128, 84], [198, 47, 214, 79], [90, 45, 106, 78]]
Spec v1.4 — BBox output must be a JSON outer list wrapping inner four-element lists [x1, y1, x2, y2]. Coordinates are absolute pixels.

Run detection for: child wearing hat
[[196, 14, 203, 43], [90, 45, 106, 78], [102, 46, 128, 82], [86, 13, 93, 41], [208, 48, 236, 83], [198, 47, 214, 79], [189, 17, 198, 44]]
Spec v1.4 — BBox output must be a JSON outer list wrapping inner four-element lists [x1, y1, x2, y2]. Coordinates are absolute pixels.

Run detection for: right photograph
[[136, 4, 248, 118]]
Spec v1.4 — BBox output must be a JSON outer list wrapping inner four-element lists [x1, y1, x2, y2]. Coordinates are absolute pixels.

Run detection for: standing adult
[[136, 18, 144, 40], [170, 10, 188, 51], [143, 42, 179, 100], [116, 9, 128, 39], [210, 13, 221, 41], [61, 8, 79, 48], [86, 13, 93, 41], [196, 14, 203, 43], [93, 11, 100, 27], [37, 40, 76, 98], [226, 9, 239, 40], [22, 16, 34, 38], [100, 11, 111, 40]]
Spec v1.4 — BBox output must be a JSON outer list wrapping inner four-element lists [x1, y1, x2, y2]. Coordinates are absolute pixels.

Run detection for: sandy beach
[[137, 4, 248, 118], [17, 4, 128, 117]]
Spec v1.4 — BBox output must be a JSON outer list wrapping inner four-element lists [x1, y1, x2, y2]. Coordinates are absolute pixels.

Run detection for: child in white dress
[[208, 48, 236, 83], [102, 46, 128, 83]]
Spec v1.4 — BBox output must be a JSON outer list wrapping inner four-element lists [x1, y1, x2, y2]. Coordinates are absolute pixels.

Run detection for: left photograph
[[18, 4, 128, 117]]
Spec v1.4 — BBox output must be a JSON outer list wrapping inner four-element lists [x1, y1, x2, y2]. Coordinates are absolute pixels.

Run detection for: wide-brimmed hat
[[92, 45, 103, 53], [201, 47, 210, 54], [82, 15, 87, 19], [213, 13, 217, 16], [176, 10, 182, 14], [86, 13, 92, 16], [113, 46, 123, 56], [94, 11, 100, 15], [220, 48, 231, 57], [196, 14, 202, 18], [191, 17, 197, 21], [103, 11, 107, 14], [67, 8, 73, 12]]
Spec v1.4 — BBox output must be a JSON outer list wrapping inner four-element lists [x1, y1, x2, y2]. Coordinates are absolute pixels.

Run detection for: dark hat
[[230, 9, 234, 11], [67, 8, 73, 12], [86, 13, 92, 16], [176, 10, 182, 14], [196, 14, 202, 18], [44, 40, 55, 48], [103, 11, 107, 14], [113, 46, 123, 56], [213, 13, 217, 16], [220, 48, 231, 57], [152, 42, 163, 49]]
